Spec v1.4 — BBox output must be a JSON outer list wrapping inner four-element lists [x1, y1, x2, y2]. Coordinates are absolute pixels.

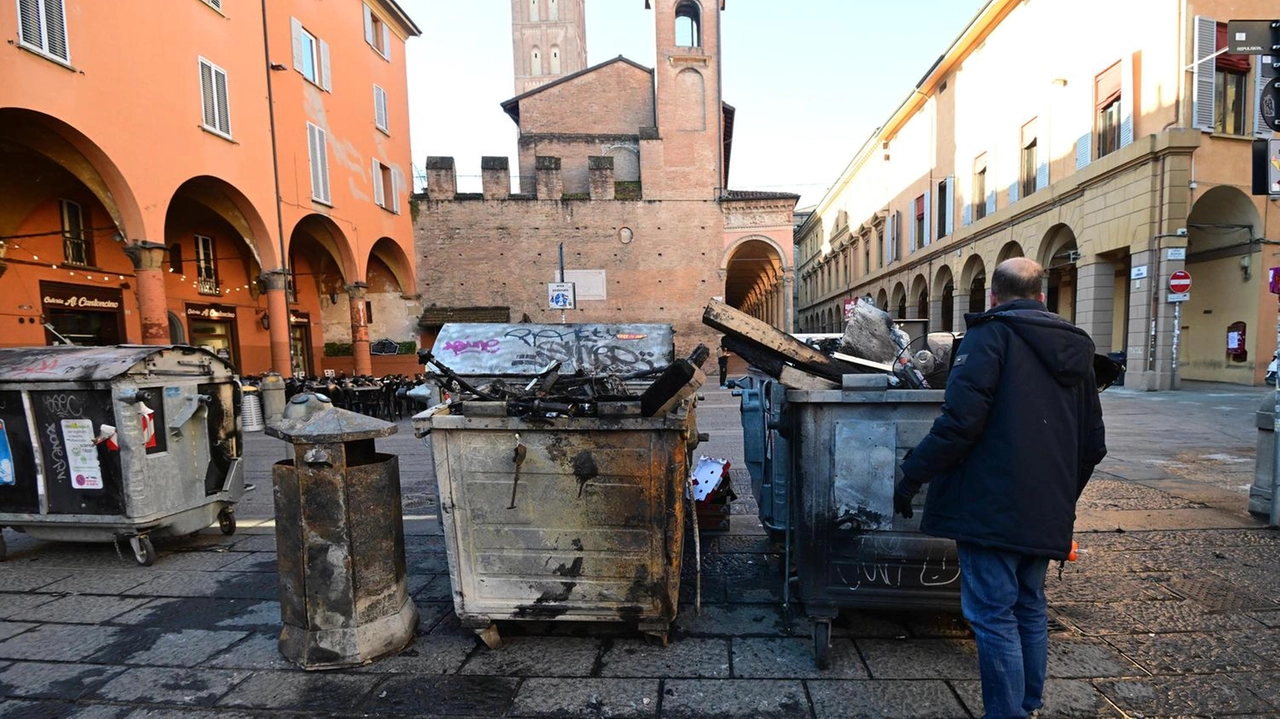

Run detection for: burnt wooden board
[[703, 300, 862, 383]]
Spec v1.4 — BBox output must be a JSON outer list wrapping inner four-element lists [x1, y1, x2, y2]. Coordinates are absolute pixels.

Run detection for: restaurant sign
[[186, 304, 237, 321], [40, 282, 123, 311]]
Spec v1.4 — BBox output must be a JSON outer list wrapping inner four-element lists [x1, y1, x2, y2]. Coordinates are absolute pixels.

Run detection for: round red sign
[[1169, 270, 1192, 293]]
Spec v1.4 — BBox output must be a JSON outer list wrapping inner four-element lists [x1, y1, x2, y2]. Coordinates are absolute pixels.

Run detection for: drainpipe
[[261, 0, 293, 376]]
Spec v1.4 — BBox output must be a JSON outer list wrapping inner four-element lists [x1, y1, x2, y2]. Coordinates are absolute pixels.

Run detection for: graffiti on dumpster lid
[[431, 324, 672, 375], [441, 338, 501, 356]]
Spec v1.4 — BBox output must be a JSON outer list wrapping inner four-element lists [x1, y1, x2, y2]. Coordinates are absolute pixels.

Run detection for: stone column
[[783, 273, 796, 333], [125, 242, 170, 345], [952, 287, 967, 332], [1075, 261, 1115, 353], [347, 283, 372, 377], [260, 270, 293, 378]]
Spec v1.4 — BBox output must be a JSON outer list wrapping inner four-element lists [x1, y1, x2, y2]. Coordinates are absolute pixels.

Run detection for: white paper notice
[[61, 419, 104, 490]]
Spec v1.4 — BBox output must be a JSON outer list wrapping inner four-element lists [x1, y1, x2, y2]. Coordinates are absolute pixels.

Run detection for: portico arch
[[722, 235, 789, 330], [1039, 223, 1078, 320]]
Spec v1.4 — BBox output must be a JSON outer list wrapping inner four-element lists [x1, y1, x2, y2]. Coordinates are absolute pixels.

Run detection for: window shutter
[[318, 128, 330, 203], [382, 25, 392, 60], [885, 212, 895, 264], [1008, 180, 1019, 205], [307, 124, 320, 200], [391, 169, 402, 214], [43, 0, 67, 61], [908, 210, 916, 253], [1257, 57, 1276, 137], [374, 85, 388, 132], [944, 175, 954, 236], [372, 159, 385, 208], [18, 0, 40, 47], [214, 67, 230, 134], [1075, 132, 1092, 169], [319, 39, 332, 91], [200, 60, 217, 129], [922, 189, 931, 247], [1120, 53, 1134, 147], [1035, 160, 1048, 192], [1192, 16, 1216, 131], [363, 4, 375, 46], [308, 123, 330, 203], [962, 202, 971, 227], [985, 190, 996, 217], [291, 17, 305, 71]]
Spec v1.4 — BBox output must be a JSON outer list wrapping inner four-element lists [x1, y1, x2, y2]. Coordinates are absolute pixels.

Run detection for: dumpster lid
[[266, 405, 398, 443], [430, 323, 675, 377], [0, 344, 233, 382]]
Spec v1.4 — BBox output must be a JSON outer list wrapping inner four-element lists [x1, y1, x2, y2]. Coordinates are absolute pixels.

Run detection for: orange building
[[0, 0, 420, 378]]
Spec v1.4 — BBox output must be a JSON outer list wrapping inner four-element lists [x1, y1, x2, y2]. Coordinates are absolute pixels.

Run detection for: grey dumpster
[[786, 374, 958, 668], [0, 345, 243, 565], [268, 394, 418, 669], [414, 323, 694, 648]]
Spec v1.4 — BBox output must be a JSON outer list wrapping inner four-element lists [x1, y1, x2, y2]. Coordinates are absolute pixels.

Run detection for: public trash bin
[[730, 373, 791, 541], [777, 374, 956, 668], [413, 323, 696, 648], [267, 393, 418, 669], [0, 345, 243, 565], [1106, 351, 1127, 387]]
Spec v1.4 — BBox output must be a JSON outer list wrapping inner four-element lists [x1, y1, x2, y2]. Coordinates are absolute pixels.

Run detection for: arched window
[[549, 0, 558, 20], [550, 45, 561, 74], [531, 47, 542, 76], [675, 1, 701, 47], [529, 0, 539, 21]]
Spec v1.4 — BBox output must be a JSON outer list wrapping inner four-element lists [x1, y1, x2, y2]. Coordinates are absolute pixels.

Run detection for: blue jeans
[[957, 543, 1051, 719]]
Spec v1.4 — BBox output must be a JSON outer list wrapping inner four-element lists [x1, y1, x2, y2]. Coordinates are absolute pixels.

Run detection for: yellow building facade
[[795, 0, 1279, 389]]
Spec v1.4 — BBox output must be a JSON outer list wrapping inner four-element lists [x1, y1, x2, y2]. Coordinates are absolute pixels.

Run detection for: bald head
[[991, 257, 1045, 305]]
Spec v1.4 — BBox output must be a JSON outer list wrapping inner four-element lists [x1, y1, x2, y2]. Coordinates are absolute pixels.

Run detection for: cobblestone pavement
[[0, 381, 1277, 718]]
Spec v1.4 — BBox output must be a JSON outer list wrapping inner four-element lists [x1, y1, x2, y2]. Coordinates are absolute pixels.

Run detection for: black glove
[[893, 479, 918, 519]]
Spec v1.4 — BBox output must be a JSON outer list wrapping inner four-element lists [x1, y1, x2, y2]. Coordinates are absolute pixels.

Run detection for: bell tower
[[511, 0, 588, 96], [644, 0, 725, 199]]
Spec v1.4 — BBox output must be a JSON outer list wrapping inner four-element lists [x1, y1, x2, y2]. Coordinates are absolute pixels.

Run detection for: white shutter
[[307, 124, 321, 200], [374, 85, 388, 132], [944, 175, 954, 236], [319, 39, 331, 92], [43, 0, 67, 61], [214, 66, 230, 135], [922, 189, 931, 247], [318, 128, 330, 203], [18, 0, 41, 47], [1192, 16, 1216, 131], [363, 4, 375, 46], [885, 212, 895, 264], [1076, 132, 1092, 169], [199, 60, 217, 129], [1008, 180, 1019, 205], [381, 24, 391, 60], [1120, 53, 1134, 147], [1257, 57, 1276, 137], [308, 123, 330, 204], [372, 159, 385, 208], [391, 169, 401, 214], [291, 17, 305, 71], [1035, 160, 1048, 192]]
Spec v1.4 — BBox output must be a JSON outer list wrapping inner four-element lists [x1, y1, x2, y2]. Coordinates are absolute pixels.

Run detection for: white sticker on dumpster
[[0, 420, 13, 486], [61, 419, 103, 490]]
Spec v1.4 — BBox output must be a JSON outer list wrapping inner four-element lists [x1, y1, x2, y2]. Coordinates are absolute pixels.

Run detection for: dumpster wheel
[[813, 620, 832, 669], [218, 508, 237, 536], [129, 535, 157, 566]]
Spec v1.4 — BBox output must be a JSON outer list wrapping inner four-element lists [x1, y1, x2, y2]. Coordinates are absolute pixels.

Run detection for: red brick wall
[[518, 60, 654, 135]]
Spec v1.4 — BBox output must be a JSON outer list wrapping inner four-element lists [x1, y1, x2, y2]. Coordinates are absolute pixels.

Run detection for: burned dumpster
[[413, 323, 700, 648], [0, 345, 243, 565]]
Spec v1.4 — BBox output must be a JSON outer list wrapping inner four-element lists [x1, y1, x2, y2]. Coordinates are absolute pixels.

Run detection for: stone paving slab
[[358, 674, 519, 716], [207, 552, 277, 573], [599, 638, 730, 678], [1104, 631, 1276, 674], [94, 628, 250, 668], [806, 678, 967, 719], [202, 632, 294, 671], [458, 636, 600, 677], [1044, 637, 1142, 678], [0, 624, 33, 644], [352, 632, 478, 675], [951, 678, 1124, 718], [856, 638, 979, 680], [673, 602, 808, 638], [732, 637, 866, 678], [37, 571, 152, 596], [660, 679, 809, 719], [215, 671, 379, 712], [0, 661, 122, 701], [0, 624, 123, 662], [12, 595, 150, 625], [107, 598, 278, 631], [1096, 674, 1276, 716], [507, 677, 659, 718], [90, 666, 253, 706]]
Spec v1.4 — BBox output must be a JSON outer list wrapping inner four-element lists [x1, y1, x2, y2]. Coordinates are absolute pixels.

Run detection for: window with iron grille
[[195, 235, 219, 295], [60, 199, 89, 266], [17, 0, 69, 64]]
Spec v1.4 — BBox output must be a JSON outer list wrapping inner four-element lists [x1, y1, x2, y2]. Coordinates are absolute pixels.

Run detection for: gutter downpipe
[[261, 0, 293, 377]]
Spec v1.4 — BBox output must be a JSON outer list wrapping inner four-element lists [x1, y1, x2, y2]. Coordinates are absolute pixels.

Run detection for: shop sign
[[290, 311, 310, 324], [40, 282, 122, 311], [186, 304, 237, 321]]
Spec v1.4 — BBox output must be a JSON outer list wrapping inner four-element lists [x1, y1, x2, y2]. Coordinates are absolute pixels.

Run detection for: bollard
[[260, 371, 286, 424], [266, 393, 418, 669], [1249, 394, 1275, 518]]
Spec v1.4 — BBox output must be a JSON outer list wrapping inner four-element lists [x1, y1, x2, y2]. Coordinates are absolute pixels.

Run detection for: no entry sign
[[1169, 270, 1192, 294]]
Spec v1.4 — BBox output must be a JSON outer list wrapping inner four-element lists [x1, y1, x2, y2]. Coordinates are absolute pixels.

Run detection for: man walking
[[895, 257, 1106, 719]]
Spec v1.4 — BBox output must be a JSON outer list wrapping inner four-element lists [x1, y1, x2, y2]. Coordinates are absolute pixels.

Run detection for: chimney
[[481, 157, 510, 200], [535, 156, 563, 200], [425, 157, 456, 199], [588, 156, 615, 200]]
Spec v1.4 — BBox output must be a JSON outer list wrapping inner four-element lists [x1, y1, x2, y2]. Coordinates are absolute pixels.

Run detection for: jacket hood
[[967, 299, 1096, 386]]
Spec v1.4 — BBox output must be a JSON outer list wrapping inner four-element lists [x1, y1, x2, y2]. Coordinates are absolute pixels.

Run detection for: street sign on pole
[[1169, 270, 1192, 294], [548, 282, 576, 310]]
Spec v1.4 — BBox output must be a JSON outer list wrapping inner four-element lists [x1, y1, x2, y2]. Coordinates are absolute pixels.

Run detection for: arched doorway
[[1039, 224, 1078, 321], [961, 254, 987, 314], [722, 236, 788, 330], [910, 273, 928, 321], [876, 288, 888, 311], [367, 237, 418, 353], [997, 240, 1024, 264], [1182, 186, 1264, 383], [934, 265, 955, 333], [290, 214, 356, 378]]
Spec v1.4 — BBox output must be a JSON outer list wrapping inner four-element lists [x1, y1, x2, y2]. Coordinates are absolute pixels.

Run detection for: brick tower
[[643, 0, 725, 199], [511, 0, 588, 96]]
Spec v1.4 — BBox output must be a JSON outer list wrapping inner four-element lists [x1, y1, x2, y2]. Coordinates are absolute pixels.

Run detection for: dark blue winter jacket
[[899, 299, 1107, 560]]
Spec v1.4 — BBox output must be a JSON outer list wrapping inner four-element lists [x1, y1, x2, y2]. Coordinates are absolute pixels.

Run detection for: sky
[[399, 0, 989, 207]]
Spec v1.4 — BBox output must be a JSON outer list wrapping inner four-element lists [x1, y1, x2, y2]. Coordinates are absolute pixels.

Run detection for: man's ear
[[1038, 292, 1046, 303]]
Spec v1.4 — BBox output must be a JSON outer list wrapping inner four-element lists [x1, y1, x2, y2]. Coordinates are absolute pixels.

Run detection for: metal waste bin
[[0, 345, 243, 565], [784, 374, 957, 667], [731, 373, 791, 541], [414, 323, 693, 647]]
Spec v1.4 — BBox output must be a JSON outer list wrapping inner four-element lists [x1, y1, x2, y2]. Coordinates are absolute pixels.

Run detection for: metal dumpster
[[783, 374, 958, 667], [0, 345, 244, 565], [414, 323, 694, 647]]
